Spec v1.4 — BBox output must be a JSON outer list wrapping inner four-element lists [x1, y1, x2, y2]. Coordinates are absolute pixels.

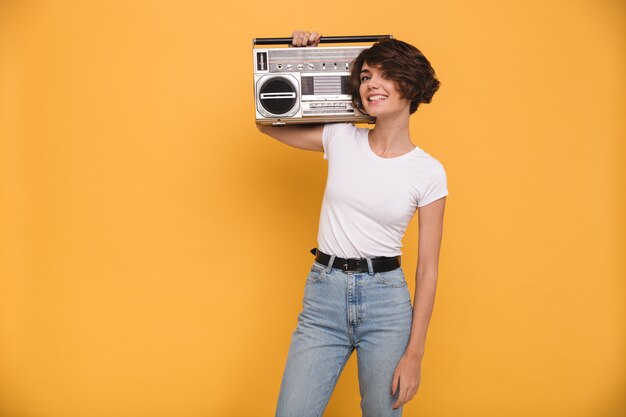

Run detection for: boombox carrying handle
[[253, 35, 393, 46]]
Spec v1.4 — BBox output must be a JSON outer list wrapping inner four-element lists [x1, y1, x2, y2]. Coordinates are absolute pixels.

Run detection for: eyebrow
[[360, 69, 372, 74]]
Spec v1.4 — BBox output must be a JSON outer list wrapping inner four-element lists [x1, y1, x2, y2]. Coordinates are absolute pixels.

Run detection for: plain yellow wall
[[1, 0, 624, 416]]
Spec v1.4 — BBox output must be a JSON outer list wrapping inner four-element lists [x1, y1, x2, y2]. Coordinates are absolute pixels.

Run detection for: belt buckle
[[342, 260, 349, 271]]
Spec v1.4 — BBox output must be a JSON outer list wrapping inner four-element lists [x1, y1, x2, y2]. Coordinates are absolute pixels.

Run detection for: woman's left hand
[[391, 353, 422, 410]]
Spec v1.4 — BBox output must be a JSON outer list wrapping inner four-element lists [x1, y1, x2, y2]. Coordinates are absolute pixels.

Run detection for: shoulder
[[323, 122, 362, 138], [410, 148, 446, 173], [323, 123, 365, 149], [413, 152, 448, 207], [321, 123, 362, 160], [420, 154, 448, 190]]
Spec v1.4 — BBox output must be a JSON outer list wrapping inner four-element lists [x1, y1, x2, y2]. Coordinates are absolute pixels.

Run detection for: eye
[[361, 75, 371, 82]]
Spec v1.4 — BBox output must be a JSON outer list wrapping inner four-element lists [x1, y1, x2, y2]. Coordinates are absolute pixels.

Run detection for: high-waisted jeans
[[275, 258, 413, 417]]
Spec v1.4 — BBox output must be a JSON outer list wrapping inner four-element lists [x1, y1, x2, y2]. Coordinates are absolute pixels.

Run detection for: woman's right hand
[[291, 30, 322, 47]]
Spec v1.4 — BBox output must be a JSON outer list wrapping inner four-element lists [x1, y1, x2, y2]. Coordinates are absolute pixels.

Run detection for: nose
[[368, 78, 380, 89]]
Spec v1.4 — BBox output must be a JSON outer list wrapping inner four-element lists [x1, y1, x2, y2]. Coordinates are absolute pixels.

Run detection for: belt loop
[[366, 257, 375, 275], [326, 255, 336, 273]]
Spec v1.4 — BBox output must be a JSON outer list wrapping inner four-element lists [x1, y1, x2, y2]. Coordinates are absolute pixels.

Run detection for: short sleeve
[[417, 162, 449, 207], [321, 123, 348, 160]]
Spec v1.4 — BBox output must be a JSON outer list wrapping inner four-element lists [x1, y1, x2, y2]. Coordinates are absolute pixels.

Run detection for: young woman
[[258, 30, 448, 417]]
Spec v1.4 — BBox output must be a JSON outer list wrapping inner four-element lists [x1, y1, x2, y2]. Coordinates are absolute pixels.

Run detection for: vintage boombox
[[253, 35, 392, 126]]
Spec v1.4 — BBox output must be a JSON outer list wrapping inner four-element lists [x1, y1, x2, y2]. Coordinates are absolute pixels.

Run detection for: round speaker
[[256, 75, 299, 117]]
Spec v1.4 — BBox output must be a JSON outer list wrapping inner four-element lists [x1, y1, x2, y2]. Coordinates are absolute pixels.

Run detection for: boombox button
[[297, 64, 304, 70], [286, 64, 293, 70], [277, 64, 283, 69], [308, 63, 315, 69]]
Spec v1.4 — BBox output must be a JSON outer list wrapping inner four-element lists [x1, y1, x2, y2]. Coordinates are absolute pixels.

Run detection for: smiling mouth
[[367, 95, 388, 102]]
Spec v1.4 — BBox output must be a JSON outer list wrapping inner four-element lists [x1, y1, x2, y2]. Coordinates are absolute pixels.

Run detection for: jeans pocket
[[374, 268, 407, 288], [307, 262, 327, 283]]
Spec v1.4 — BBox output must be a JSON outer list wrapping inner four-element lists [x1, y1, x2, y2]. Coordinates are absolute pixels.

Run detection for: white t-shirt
[[317, 122, 449, 258]]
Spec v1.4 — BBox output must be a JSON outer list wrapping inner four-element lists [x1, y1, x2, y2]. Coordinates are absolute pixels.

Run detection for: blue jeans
[[275, 258, 413, 417]]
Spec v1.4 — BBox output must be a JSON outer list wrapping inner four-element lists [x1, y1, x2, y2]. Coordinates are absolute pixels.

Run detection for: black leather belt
[[310, 248, 401, 273]]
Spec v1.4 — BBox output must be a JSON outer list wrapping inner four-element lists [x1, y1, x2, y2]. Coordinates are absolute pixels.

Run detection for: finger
[[298, 31, 309, 47], [308, 31, 318, 46], [397, 389, 407, 408], [313, 33, 322, 47], [412, 382, 420, 397], [391, 375, 401, 409], [392, 399, 403, 410], [391, 373, 399, 395], [291, 30, 303, 46], [392, 391, 408, 410], [292, 30, 305, 46], [393, 383, 412, 409], [403, 385, 411, 402]]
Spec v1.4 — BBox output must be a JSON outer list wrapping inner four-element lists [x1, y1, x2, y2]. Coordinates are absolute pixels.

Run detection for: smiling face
[[358, 62, 411, 119], [349, 39, 441, 116]]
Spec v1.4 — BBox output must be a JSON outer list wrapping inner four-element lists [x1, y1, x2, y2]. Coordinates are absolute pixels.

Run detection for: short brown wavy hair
[[350, 38, 440, 115]]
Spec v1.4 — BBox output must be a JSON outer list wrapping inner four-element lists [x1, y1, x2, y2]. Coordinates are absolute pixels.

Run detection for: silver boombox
[[253, 35, 392, 126]]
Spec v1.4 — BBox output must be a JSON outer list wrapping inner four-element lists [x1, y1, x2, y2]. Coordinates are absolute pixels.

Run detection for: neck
[[368, 112, 414, 156]]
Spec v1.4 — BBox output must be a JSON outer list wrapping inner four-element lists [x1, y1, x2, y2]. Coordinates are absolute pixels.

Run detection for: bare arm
[[407, 196, 446, 358], [256, 124, 324, 152], [392, 196, 446, 409]]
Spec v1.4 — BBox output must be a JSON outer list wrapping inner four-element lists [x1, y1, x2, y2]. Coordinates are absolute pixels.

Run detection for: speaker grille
[[259, 77, 297, 115]]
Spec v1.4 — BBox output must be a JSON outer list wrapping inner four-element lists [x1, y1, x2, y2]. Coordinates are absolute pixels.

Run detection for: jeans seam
[[316, 347, 354, 417]]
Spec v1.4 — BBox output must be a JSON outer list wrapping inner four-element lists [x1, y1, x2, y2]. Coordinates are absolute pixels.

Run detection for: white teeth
[[368, 95, 388, 102]]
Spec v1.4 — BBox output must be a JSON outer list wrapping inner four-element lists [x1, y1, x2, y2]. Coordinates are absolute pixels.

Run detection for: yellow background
[[1, 0, 624, 416]]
